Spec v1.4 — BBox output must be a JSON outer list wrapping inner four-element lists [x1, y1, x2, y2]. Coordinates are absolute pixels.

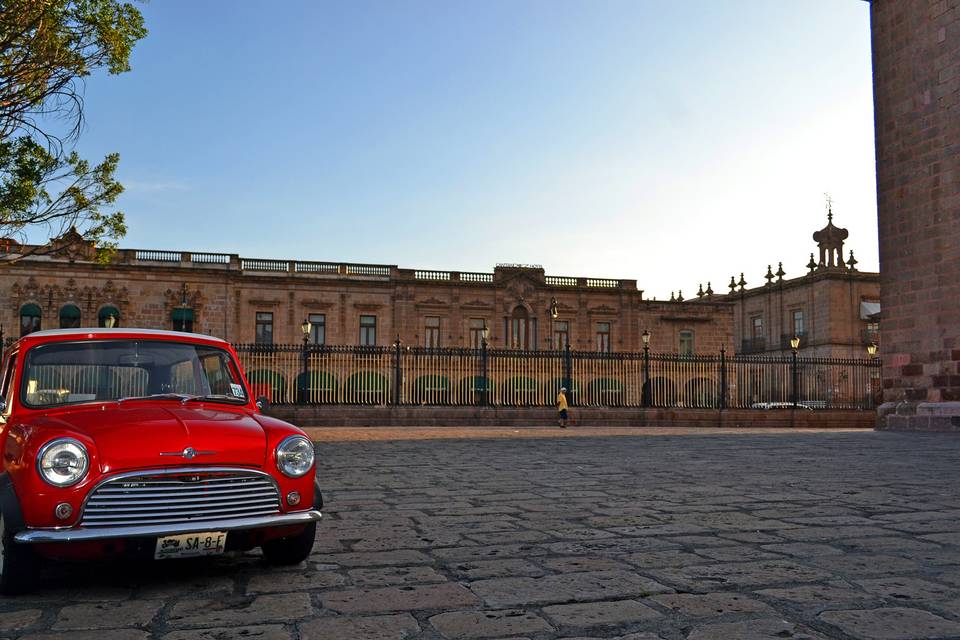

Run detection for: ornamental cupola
[[812, 207, 849, 269]]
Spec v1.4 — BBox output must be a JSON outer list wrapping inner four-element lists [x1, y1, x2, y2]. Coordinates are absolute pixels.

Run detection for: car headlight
[[275, 435, 314, 478], [37, 438, 89, 487]]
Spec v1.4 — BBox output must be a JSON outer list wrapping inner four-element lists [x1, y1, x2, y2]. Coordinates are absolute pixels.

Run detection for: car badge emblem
[[159, 447, 217, 459]]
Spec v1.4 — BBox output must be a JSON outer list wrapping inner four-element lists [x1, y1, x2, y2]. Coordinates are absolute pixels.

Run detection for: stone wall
[[870, 0, 960, 428]]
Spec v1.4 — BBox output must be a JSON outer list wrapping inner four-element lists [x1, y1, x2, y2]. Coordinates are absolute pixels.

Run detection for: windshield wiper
[[117, 393, 201, 405]]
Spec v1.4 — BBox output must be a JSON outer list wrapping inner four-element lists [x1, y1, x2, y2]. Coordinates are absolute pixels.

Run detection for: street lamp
[[641, 330, 651, 407], [299, 319, 311, 404], [480, 324, 490, 406], [867, 342, 878, 357], [548, 297, 559, 319], [790, 335, 800, 409], [105, 314, 117, 329]]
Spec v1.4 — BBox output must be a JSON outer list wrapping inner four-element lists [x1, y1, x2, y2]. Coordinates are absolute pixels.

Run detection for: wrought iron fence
[[234, 344, 881, 410]]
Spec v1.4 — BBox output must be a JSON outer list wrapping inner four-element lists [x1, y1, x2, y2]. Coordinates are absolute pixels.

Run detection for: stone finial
[[670, 291, 676, 302], [776, 262, 785, 282], [697, 283, 705, 298], [847, 250, 858, 271], [729, 276, 737, 293], [764, 265, 774, 286], [813, 209, 849, 269], [706, 282, 714, 296], [738, 273, 746, 291], [807, 253, 817, 274], [677, 290, 684, 302]]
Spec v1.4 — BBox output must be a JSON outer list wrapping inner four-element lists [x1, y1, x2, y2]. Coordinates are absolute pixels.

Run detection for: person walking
[[557, 387, 569, 428]]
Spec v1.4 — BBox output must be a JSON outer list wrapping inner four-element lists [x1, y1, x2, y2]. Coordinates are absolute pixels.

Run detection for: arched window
[[509, 306, 529, 350], [172, 307, 194, 332], [59, 304, 82, 329], [98, 306, 120, 328], [20, 303, 41, 336]]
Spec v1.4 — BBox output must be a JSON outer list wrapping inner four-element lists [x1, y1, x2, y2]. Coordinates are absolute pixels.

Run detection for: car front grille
[[80, 469, 281, 528]]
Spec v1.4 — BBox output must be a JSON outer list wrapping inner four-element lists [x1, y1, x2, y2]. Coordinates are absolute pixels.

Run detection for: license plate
[[154, 531, 227, 560]]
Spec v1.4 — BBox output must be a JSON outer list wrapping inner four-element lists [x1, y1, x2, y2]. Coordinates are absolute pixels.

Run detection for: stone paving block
[[545, 538, 678, 557], [298, 613, 420, 639], [449, 559, 546, 579], [650, 592, 778, 618], [686, 617, 830, 640], [246, 569, 346, 593], [541, 599, 661, 627], [325, 550, 433, 567], [759, 543, 842, 557], [622, 550, 714, 569], [0, 609, 42, 632], [538, 556, 634, 573], [19, 632, 150, 640], [755, 582, 880, 606], [853, 576, 960, 603], [351, 532, 464, 551], [718, 531, 785, 544], [818, 607, 960, 639], [322, 582, 480, 613], [838, 536, 944, 553], [347, 565, 448, 587], [806, 553, 923, 577], [694, 545, 787, 563], [463, 530, 553, 545], [468, 570, 673, 607], [428, 609, 554, 639], [648, 560, 832, 590], [166, 594, 313, 628], [134, 575, 236, 599], [776, 526, 894, 541], [432, 544, 548, 563], [160, 625, 291, 640], [52, 600, 163, 630], [921, 531, 960, 545]]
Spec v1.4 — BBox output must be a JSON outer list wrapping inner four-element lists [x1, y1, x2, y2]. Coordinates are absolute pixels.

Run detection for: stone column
[[870, 0, 960, 430]]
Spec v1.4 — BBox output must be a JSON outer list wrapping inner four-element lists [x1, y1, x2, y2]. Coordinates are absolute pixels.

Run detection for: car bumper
[[14, 509, 322, 544]]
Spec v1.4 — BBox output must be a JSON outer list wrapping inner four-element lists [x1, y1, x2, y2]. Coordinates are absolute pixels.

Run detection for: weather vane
[[824, 192, 834, 221]]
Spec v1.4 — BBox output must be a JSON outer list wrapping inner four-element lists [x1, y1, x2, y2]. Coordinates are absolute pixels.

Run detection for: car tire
[[261, 521, 316, 565], [0, 512, 37, 596]]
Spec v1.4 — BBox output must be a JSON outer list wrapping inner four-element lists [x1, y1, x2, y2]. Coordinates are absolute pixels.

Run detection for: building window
[[359, 315, 377, 346], [509, 306, 529, 349], [19, 303, 41, 336], [59, 304, 81, 329], [679, 330, 694, 356], [469, 318, 487, 348], [255, 312, 273, 344], [751, 316, 764, 339], [98, 306, 121, 328], [424, 316, 440, 348], [307, 313, 325, 345], [792, 309, 805, 336], [172, 308, 194, 332], [596, 322, 611, 353], [553, 320, 569, 350]]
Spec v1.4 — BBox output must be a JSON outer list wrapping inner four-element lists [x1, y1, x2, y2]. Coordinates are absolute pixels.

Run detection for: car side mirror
[[256, 396, 271, 414]]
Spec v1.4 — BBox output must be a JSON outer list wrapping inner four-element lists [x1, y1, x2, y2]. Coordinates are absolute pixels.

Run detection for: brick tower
[[869, 0, 960, 430]]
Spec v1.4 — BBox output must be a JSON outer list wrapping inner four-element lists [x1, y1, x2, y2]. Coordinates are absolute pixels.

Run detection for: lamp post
[[790, 335, 800, 409], [867, 342, 880, 409], [480, 325, 490, 406], [641, 329, 651, 407], [548, 297, 559, 319], [300, 319, 311, 404]]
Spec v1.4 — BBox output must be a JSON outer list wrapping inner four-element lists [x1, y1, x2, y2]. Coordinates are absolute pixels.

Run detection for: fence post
[[480, 339, 489, 406], [642, 343, 651, 407], [791, 349, 799, 409], [393, 336, 402, 406], [719, 346, 727, 410], [564, 343, 573, 406], [300, 338, 309, 405]]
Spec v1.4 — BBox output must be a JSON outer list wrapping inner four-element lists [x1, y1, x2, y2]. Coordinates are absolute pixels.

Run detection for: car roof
[[9, 328, 231, 352]]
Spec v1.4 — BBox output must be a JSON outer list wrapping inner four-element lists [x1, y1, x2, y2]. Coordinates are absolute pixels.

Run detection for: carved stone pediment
[[587, 304, 619, 316], [353, 303, 383, 311], [461, 299, 494, 310], [415, 297, 449, 309], [301, 299, 334, 310], [46, 227, 97, 261], [248, 298, 281, 307]]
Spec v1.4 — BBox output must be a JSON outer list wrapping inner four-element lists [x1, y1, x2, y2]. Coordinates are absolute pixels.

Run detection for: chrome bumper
[[14, 509, 322, 544]]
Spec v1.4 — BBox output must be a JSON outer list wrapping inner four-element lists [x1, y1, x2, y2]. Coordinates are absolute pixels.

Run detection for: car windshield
[[21, 339, 249, 408]]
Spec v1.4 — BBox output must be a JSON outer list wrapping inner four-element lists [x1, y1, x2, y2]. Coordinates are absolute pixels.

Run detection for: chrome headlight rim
[[36, 437, 90, 488], [275, 435, 314, 478]]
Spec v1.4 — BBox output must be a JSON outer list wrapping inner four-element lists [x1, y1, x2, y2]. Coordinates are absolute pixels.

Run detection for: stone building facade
[[0, 238, 734, 356], [869, 0, 960, 429], [0, 214, 878, 362]]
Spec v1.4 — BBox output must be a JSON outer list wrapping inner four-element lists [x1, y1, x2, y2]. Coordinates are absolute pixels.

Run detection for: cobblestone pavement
[[4, 430, 960, 639]]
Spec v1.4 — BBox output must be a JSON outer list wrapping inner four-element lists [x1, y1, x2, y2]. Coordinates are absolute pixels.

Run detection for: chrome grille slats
[[80, 469, 281, 528]]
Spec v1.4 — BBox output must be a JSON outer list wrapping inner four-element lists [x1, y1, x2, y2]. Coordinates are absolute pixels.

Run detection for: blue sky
[[74, 0, 876, 299]]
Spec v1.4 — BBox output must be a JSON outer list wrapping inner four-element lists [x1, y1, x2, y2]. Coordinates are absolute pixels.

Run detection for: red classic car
[[0, 328, 322, 594]]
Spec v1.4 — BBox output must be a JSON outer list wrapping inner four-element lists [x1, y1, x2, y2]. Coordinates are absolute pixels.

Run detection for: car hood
[[34, 403, 267, 473]]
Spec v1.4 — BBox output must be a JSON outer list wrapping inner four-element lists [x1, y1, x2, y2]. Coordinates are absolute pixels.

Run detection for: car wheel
[[0, 511, 37, 596], [261, 521, 316, 566]]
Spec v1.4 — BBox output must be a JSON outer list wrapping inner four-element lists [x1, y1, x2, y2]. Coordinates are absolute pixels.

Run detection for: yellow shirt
[[557, 392, 568, 411]]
